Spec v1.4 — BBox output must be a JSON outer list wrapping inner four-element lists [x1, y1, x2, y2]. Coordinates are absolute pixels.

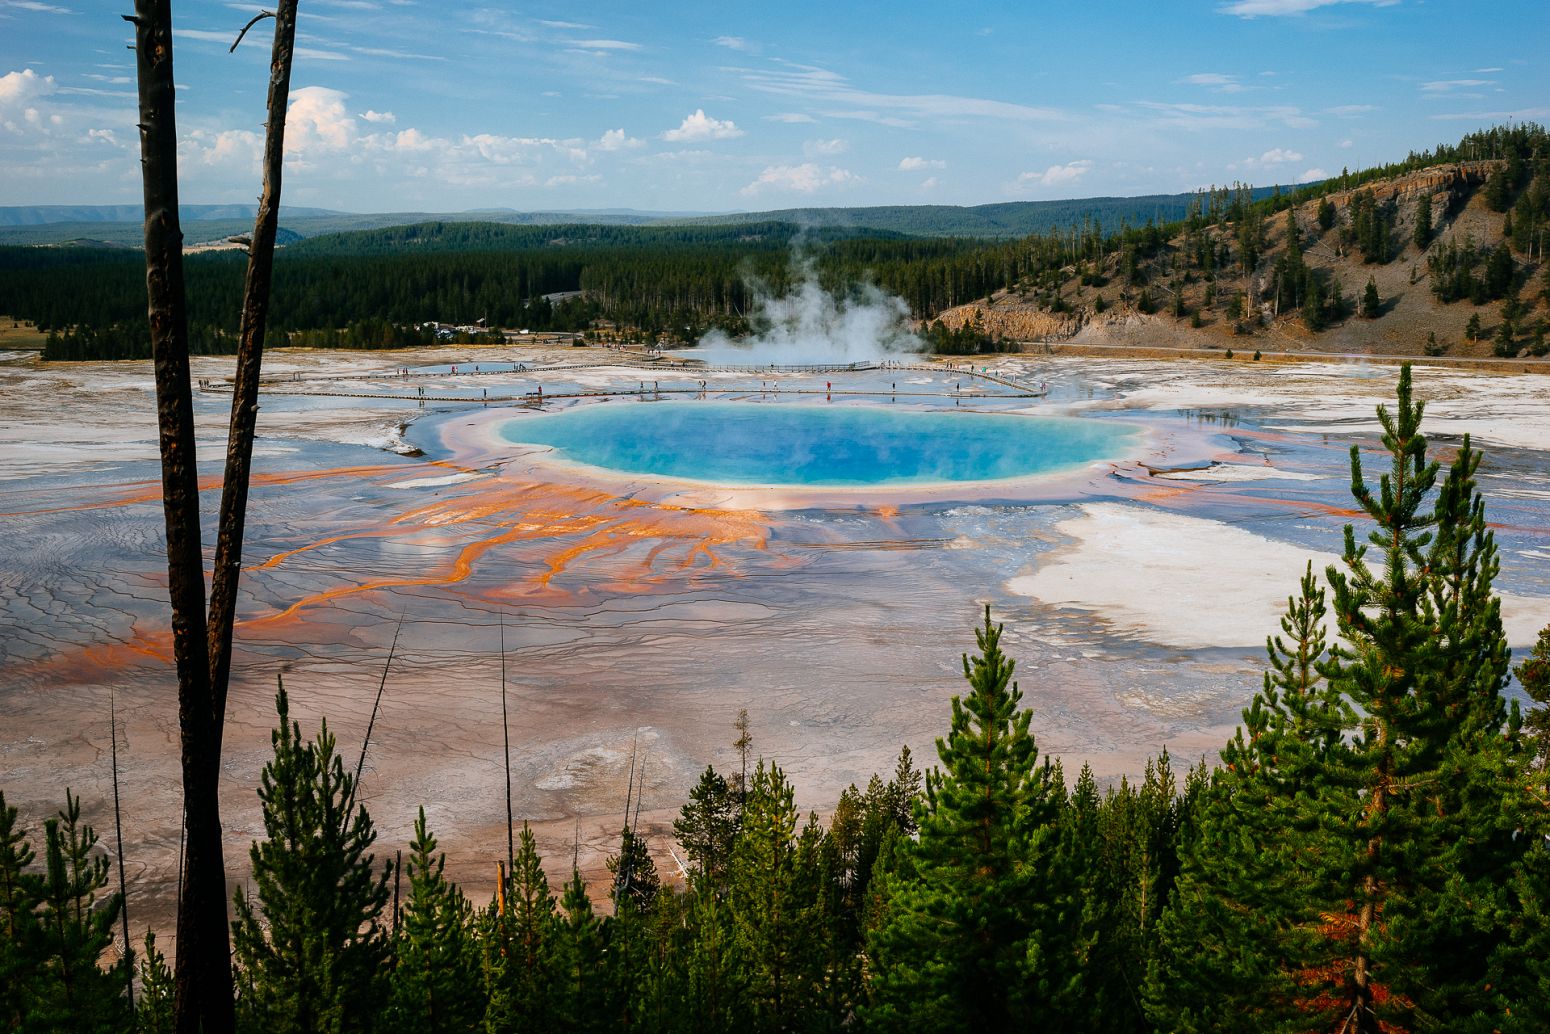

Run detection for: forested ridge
[[4, 369, 1549, 1032], [943, 123, 1550, 358], [5, 124, 1545, 361]]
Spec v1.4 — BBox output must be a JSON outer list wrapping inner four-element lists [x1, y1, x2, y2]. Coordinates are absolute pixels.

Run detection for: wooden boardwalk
[[202, 356, 1049, 403]]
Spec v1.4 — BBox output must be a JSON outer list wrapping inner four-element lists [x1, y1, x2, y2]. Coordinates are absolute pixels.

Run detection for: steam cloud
[[695, 261, 923, 365]]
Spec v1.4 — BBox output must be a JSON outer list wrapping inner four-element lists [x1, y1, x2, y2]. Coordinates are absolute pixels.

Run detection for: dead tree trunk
[[125, 2, 236, 1030], [207, 0, 299, 740]]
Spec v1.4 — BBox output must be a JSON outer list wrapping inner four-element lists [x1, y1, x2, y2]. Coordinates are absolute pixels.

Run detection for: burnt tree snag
[[125, 2, 236, 1031], [208, 0, 299, 749]]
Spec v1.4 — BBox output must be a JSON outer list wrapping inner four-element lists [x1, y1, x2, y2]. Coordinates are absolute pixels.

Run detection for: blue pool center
[[500, 402, 1139, 487]]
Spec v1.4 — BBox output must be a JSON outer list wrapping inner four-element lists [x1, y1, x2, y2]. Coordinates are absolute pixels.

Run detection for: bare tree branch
[[229, 9, 274, 53]]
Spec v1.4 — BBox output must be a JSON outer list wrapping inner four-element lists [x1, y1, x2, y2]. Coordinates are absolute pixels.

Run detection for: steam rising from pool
[[694, 260, 922, 365]]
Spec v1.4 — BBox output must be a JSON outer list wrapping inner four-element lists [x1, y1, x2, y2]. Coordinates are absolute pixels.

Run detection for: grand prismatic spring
[[3, 347, 1550, 927]]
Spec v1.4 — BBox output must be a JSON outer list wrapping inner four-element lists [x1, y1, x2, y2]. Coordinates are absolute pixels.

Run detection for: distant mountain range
[[0, 190, 1289, 247]]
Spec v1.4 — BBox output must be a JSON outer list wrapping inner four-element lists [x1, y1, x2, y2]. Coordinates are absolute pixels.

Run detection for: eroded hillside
[[937, 158, 1549, 360]]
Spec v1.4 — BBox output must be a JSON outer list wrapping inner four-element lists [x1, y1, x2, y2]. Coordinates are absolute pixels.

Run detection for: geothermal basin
[[4, 346, 1550, 949]]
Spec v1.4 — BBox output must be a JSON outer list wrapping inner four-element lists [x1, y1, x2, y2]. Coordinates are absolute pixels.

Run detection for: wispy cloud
[[764, 112, 816, 123], [1219, 0, 1400, 17], [570, 39, 642, 52], [1325, 104, 1376, 116], [1178, 72, 1245, 93], [1420, 79, 1495, 93], [739, 61, 1066, 126], [713, 35, 753, 51], [1, 1, 74, 13], [1110, 100, 1317, 130], [1428, 106, 1550, 122], [803, 137, 848, 156]]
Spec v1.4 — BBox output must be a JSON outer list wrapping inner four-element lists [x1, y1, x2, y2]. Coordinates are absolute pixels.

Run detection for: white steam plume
[[695, 259, 922, 364]]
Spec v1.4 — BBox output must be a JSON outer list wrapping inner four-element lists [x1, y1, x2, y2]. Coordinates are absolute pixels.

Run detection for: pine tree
[[0, 791, 40, 1031], [232, 684, 393, 1032], [1362, 276, 1381, 318], [484, 823, 559, 1031], [674, 766, 739, 889], [551, 867, 610, 1031], [1518, 624, 1550, 769], [31, 790, 130, 1031], [1318, 365, 1522, 1029], [1304, 273, 1327, 330], [681, 877, 742, 1032], [1466, 311, 1482, 342], [1414, 192, 1433, 249], [1147, 565, 1356, 1032], [388, 808, 480, 1032], [1317, 196, 1337, 233], [727, 759, 820, 1031], [137, 931, 176, 1034], [865, 607, 1066, 1031]]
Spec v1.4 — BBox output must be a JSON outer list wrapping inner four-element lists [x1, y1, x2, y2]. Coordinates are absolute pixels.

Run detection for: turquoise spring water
[[500, 402, 1140, 487]]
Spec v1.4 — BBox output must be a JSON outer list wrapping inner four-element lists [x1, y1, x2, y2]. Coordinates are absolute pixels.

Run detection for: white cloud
[[294, 47, 352, 63], [393, 127, 437, 152], [570, 38, 642, 51], [184, 129, 263, 169], [0, 67, 54, 108], [740, 63, 1064, 126], [1256, 147, 1303, 164], [360, 109, 396, 124], [1420, 79, 1494, 93], [1123, 100, 1318, 131], [538, 19, 591, 29], [1297, 167, 1328, 183], [1018, 160, 1094, 188], [174, 28, 241, 44], [2, 1, 73, 12], [1179, 72, 1245, 93], [662, 108, 744, 141], [285, 86, 358, 154], [741, 162, 859, 195], [1428, 106, 1550, 122], [920, 176, 940, 190], [712, 35, 752, 51], [898, 156, 945, 171], [595, 127, 643, 151], [1340, 138, 1354, 148], [1219, 0, 1400, 17], [803, 137, 848, 156], [765, 112, 816, 124]]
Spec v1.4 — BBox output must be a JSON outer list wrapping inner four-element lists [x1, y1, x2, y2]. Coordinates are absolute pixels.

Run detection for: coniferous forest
[[4, 123, 1544, 361], [3, 368, 1549, 1032]]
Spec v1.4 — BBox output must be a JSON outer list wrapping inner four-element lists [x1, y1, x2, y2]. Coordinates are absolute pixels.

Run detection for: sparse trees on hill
[[1362, 276, 1381, 317], [1414, 192, 1433, 249]]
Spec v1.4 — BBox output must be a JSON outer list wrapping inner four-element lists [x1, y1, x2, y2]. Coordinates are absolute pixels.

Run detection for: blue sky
[[1, 0, 1546, 213]]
